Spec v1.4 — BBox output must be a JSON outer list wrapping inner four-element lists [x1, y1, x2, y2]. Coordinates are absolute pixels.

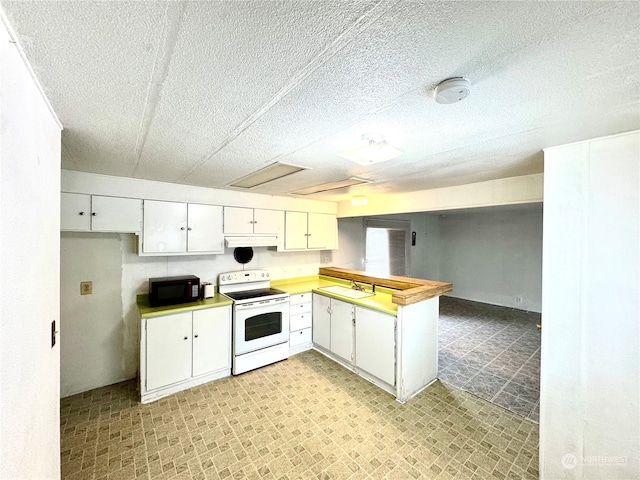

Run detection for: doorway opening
[[364, 219, 409, 276]]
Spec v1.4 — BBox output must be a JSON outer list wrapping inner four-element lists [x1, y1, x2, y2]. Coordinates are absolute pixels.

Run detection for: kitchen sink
[[318, 285, 375, 299]]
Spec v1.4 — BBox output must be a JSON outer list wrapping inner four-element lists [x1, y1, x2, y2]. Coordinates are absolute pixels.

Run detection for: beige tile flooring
[[61, 350, 538, 480]]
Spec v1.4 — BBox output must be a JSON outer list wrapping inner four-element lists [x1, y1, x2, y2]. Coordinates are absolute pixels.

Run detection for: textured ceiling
[[3, 0, 639, 202]]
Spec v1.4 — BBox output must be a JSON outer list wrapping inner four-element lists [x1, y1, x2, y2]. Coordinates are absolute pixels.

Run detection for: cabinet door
[[308, 213, 338, 250], [192, 306, 231, 377], [187, 203, 223, 253], [143, 200, 187, 253], [330, 299, 354, 362], [91, 196, 142, 232], [61, 192, 91, 231], [223, 206, 254, 234], [284, 211, 308, 250], [253, 209, 284, 235], [146, 312, 192, 391], [355, 307, 395, 385], [312, 294, 331, 350]]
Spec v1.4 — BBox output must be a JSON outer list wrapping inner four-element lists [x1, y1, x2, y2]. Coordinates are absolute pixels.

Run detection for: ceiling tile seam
[[173, 0, 402, 183], [131, 1, 187, 177]]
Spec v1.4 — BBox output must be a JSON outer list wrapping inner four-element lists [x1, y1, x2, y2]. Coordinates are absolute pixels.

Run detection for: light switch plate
[[80, 281, 92, 295]]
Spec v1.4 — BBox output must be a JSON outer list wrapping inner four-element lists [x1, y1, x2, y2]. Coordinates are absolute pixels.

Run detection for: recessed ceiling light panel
[[291, 177, 370, 195], [434, 77, 471, 104], [228, 162, 308, 189]]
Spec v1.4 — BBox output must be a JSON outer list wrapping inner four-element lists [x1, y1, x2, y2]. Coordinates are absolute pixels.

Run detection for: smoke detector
[[434, 77, 471, 104]]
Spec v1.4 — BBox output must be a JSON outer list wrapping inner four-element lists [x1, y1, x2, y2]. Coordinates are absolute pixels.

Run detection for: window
[[364, 219, 409, 276]]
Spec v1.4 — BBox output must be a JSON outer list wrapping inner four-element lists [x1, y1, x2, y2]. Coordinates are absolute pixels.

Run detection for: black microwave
[[149, 275, 200, 307]]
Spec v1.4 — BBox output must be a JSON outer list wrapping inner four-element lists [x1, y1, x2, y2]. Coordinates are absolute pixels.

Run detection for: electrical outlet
[[515, 295, 523, 304], [80, 281, 93, 295]]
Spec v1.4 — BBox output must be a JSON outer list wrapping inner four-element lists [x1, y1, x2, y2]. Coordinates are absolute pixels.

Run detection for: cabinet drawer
[[290, 328, 312, 348], [290, 293, 312, 305], [290, 301, 312, 315], [290, 312, 312, 331]]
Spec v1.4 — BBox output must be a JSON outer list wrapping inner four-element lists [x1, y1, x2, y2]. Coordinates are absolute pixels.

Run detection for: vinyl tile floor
[[438, 297, 541, 422], [61, 351, 539, 480]]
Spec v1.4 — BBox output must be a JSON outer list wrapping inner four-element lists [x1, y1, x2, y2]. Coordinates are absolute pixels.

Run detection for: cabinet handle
[[183, 336, 188, 340], [180, 227, 186, 230], [91, 212, 97, 216], [194, 334, 199, 338], [79, 212, 85, 216], [187, 227, 192, 231]]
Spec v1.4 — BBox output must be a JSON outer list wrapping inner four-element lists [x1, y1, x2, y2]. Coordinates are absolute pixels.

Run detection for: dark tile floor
[[438, 297, 541, 422]]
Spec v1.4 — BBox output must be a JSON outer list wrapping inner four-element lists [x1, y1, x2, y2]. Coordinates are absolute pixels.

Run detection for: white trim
[[1, 8, 62, 130]]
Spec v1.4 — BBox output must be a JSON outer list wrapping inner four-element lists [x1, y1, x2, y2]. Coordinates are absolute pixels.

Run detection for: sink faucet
[[351, 280, 366, 291]]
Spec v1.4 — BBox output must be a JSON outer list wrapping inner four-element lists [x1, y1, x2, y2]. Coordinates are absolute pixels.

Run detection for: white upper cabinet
[[308, 212, 338, 250], [187, 203, 224, 253], [224, 207, 283, 235], [143, 200, 187, 253], [142, 200, 223, 255], [284, 211, 309, 250], [61, 193, 91, 231], [92, 196, 143, 232], [224, 206, 254, 234], [284, 211, 338, 250], [254, 209, 284, 235], [61, 193, 142, 233]]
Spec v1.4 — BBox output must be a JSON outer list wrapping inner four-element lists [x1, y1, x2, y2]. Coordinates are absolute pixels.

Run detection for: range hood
[[224, 235, 279, 248]]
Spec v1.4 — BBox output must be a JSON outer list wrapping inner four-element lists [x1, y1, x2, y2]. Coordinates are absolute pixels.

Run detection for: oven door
[[233, 297, 289, 355]]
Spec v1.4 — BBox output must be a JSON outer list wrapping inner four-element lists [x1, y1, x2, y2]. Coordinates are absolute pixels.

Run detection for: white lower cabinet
[[312, 294, 331, 350], [329, 299, 354, 362], [312, 294, 354, 362], [312, 293, 396, 388], [141, 305, 231, 403], [146, 312, 193, 391], [354, 306, 396, 386], [289, 292, 313, 355]]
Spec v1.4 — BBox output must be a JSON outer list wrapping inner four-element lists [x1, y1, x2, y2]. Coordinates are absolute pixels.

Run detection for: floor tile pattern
[[61, 351, 539, 480], [438, 297, 541, 421]]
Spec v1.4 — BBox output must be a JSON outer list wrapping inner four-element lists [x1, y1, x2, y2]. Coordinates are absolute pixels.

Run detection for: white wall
[[540, 131, 639, 479], [439, 206, 543, 312], [60, 233, 132, 396], [337, 173, 543, 217], [333, 217, 365, 270], [0, 10, 62, 479]]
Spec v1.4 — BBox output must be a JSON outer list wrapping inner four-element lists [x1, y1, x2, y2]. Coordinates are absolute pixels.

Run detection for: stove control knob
[[265, 272, 269, 277]]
